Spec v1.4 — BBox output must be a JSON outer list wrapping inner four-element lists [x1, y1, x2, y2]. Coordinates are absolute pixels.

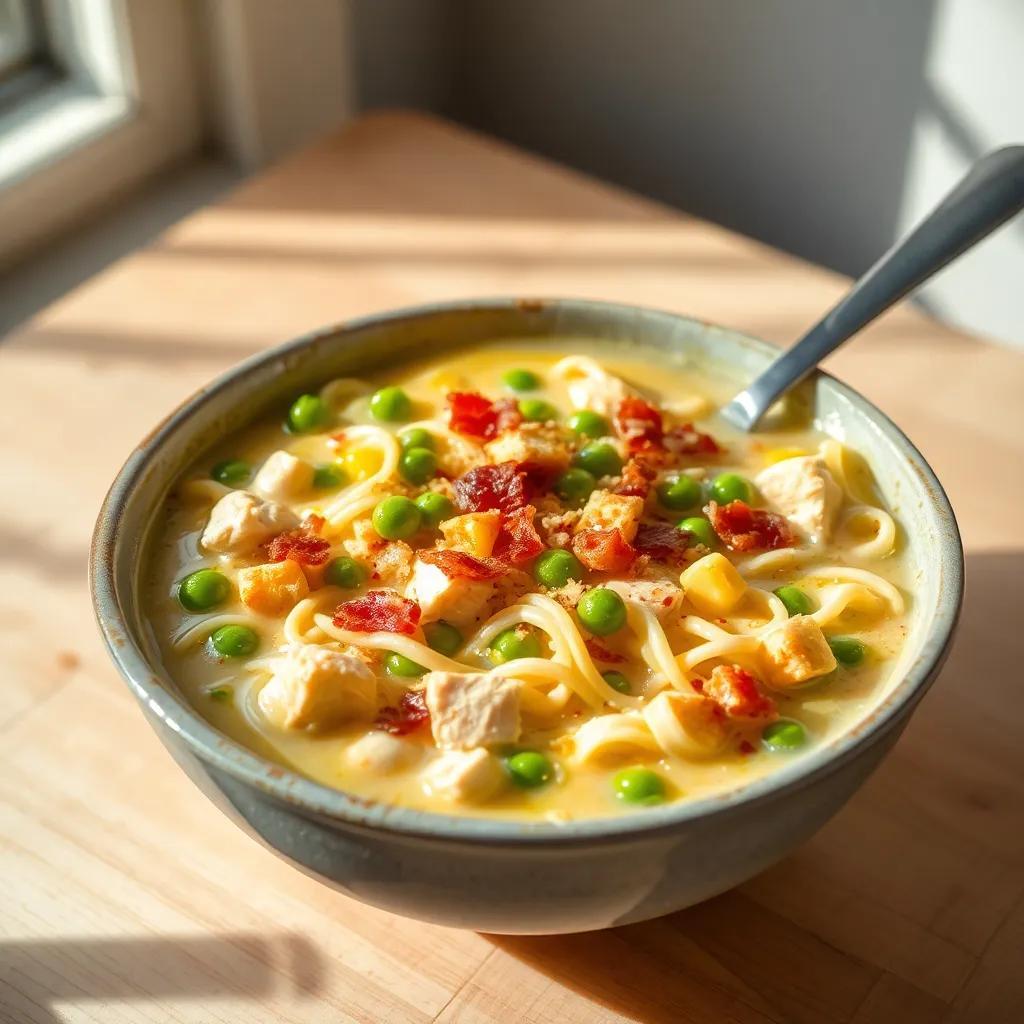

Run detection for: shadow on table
[[0, 932, 323, 1023], [488, 550, 1022, 1024]]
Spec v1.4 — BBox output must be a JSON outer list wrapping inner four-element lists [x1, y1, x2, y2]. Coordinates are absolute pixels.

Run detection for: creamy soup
[[145, 341, 910, 821]]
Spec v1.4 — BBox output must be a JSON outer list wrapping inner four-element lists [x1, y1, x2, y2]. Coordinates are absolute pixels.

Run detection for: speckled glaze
[[90, 299, 963, 934]]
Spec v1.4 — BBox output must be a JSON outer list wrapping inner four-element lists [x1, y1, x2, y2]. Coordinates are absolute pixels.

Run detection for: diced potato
[[574, 490, 644, 542], [763, 446, 809, 466], [680, 552, 747, 617], [405, 559, 495, 626], [342, 445, 383, 481], [237, 559, 310, 615], [439, 510, 501, 557], [421, 748, 505, 804], [760, 615, 837, 688], [424, 671, 521, 750], [252, 450, 314, 501], [201, 491, 299, 555], [484, 424, 570, 473]]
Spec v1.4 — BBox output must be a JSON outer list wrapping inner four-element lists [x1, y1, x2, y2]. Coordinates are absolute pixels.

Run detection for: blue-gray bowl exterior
[[91, 298, 963, 934]]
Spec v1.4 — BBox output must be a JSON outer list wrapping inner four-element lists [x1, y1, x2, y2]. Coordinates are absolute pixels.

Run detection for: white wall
[[353, 0, 1024, 347]]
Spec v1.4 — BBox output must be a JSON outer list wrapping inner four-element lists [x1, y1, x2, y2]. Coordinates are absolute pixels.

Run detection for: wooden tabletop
[[2, 111, 1022, 1024]]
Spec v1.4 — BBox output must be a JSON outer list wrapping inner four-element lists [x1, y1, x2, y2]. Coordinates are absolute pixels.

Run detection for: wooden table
[[2, 112, 1021, 1024]]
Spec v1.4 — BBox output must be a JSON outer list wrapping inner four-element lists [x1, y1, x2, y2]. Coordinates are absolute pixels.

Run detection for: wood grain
[[1, 111, 1021, 1023]]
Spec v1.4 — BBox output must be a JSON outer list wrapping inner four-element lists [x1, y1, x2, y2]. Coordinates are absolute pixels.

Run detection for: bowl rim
[[90, 297, 964, 846]]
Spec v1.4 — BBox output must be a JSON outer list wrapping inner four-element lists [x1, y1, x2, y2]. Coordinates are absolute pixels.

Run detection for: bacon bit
[[375, 690, 430, 736], [453, 461, 527, 514], [705, 500, 795, 552], [738, 740, 756, 755], [264, 528, 331, 565], [571, 528, 638, 573], [332, 591, 421, 635], [327, 431, 346, 450], [493, 505, 545, 565], [663, 422, 722, 456], [302, 513, 326, 534], [585, 637, 628, 664], [614, 397, 664, 453], [702, 665, 777, 721], [614, 456, 658, 498], [633, 522, 690, 565], [417, 548, 508, 580], [447, 391, 522, 441]]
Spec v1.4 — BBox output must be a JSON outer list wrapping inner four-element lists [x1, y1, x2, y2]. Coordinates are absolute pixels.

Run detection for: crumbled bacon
[[633, 522, 690, 565], [571, 528, 638, 573], [663, 423, 722, 456], [585, 637, 628, 664], [614, 456, 658, 498], [264, 528, 331, 566], [447, 391, 522, 441], [332, 591, 421, 635], [417, 548, 508, 580], [453, 461, 527, 514], [701, 665, 777, 721], [705, 500, 795, 552], [375, 690, 430, 736], [302, 513, 326, 534], [493, 505, 545, 565], [614, 397, 664, 453]]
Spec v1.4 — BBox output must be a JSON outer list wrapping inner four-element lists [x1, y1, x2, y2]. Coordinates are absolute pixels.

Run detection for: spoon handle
[[722, 145, 1024, 431]]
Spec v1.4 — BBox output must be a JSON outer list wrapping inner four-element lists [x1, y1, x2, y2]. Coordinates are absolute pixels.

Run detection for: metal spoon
[[721, 145, 1024, 432]]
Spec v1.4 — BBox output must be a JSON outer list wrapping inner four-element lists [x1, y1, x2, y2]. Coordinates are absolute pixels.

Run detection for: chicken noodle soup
[[146, 342, 911, 820]]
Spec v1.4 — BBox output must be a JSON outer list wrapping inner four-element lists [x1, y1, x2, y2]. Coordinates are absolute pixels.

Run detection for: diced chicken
[[439, 510, 501, 558], [760, 615, 837, 688], [680, 552, 747, 617], [436, 434, 487, 478], [574, 490, 644, 543], [252, 450, 314, 502], [424, 671, 521, 750], [554, 356, 635, 418], [755, 456, 842, 543], [237, 559, 309, 615], [405, 558, 495, 626], [421, 748, 505, 804], [605, 579, 684, 621], [201, 491, 299, 555], [342, 518, 413, 587], [345, 731, 421, 773], [484, 423, 571, 473], [258, 645, 377, 731]]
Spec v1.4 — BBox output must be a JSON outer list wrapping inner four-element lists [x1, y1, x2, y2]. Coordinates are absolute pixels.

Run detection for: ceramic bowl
[[90, 298, 963, 934]]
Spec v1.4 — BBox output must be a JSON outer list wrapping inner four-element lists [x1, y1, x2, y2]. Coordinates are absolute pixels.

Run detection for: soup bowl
[[90, 298, 962, 934]]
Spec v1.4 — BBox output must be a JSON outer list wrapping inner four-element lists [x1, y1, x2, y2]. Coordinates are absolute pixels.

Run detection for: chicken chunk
[[755, 456, 842, 543], [554, 356, 635, 418], [436, 434, 487, 478], [237, 559, 309, 615], [574, 490, 644, 543], [484, 423, 571, 473], [252, 450, 314, 502], [439, 510, 501, 558], [258, 645, 377, 730], [605, 579, 684, 621], [345, 731, 420, 773], [201, 491, 299, 556], [405, 558, 495, 626], [421, 748, 505, 804], [760, 615, 837, 688], [424, 671, 521, 750]]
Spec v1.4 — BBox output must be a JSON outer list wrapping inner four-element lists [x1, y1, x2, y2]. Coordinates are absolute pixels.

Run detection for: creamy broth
[[145, 341, 911, 821]]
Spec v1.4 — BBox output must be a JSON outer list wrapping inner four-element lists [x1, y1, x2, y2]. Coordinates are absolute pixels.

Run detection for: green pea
[[577, 587, 627, 636], [602, 670, 631, 694], [490, 626, 542, 663], [312, 462, 346, 489], [502, 368, 540, 392], [505, 750, 554, 788], [678, 516, 717, 550], [762, 719, 807, 751], [518, 398, 558, 422], [210, 625, 259, 658], [369, 386, 412, 422], [399, 446, 438, 485], [829, 636, 867, 667], [567, 410, 609, 438], [372, 496, 422, 540], [709, 472, 751, 504], [415, 491, 454, 527], [178, 569, 231, 612], [384, 651, 426, 678], [554, 467, 597, 506], [573, 441, 623, 479], [774, 585, 815, 617], [534, 549, 585, 588], [286, 394, 328, 433], [424, 620, 463, 656], [211, 459, 251, 487], [399, 427, 435, 451], [657, 473, 702, 511], [325, 556, 366, 589], [612, 767, 666, 805]]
